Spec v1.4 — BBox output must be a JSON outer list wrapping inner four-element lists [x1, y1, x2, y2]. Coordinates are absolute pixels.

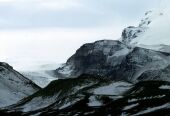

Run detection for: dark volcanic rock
[[121, 26, 145, 45], [55, 39, 170, 82], [110, 47, 170, 82], [56, 40, 130, 78], [3, 80, 170, 116]]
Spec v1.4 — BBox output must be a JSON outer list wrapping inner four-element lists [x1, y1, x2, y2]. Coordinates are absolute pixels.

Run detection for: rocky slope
[[41, 80, 170, 116], [0, 62, 40, 107], [1, 76, 170, 116], [0, 74, 132, 115]]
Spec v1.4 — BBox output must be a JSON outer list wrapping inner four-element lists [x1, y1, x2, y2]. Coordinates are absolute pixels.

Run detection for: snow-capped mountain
[[0, 62, 40, 107], [56, 40, 170, 83], [131, 11, 170, 46], [55, 8, 170, 83], [121, 10, 170, 53], [2, 6, 170, 116]]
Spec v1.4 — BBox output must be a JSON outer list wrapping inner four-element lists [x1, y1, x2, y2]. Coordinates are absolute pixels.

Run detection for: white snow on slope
[[112, 48, 129, 57], [137, 44, 170, 53], [130, 3, 170, 47], [132, 13, 170, 45], [88, 96, 102, 107], [128, 95, 166, 103], [93, 82, 132, 96], [123, 103, 139, 111], [22, 93, 61, 112], [18, 79, 97, 112], [0, 63, 40, 107], [159, 85, 170, 89]]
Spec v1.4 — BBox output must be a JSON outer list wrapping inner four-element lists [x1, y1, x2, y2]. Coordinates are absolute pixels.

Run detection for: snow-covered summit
[[131, 11, 170, 45], [121, 4, 170, 52]]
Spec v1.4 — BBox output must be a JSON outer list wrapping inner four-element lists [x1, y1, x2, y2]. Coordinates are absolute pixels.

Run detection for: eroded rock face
[[56, 40, 130, 78]]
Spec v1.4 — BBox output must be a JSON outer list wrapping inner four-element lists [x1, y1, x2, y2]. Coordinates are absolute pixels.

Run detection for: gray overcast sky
[[0, 0, 163, 70], [0, 0, 161, 28]]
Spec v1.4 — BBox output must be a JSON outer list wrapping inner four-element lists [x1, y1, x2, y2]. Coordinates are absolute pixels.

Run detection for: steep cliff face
[[0, 62, 40, 107], [56, 40, 130, 78]]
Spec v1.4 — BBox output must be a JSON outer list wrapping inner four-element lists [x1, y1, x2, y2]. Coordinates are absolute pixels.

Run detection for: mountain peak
[[120, 8, 170, 52]]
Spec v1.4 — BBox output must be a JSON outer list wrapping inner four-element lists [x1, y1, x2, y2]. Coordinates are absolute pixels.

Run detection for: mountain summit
[[121, 5, 170, 52]]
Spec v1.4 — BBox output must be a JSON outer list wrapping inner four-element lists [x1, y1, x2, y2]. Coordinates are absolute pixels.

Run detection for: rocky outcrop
[[56, 40, 130, 78], [121, 26, 145, 45]]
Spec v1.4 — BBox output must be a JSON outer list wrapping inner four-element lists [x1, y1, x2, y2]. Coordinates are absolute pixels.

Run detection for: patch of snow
[[112, 48, 129, 57], [137, 44, 170, 52], [22, 91, 61, 112], [128, 95, 166, 103], [159, 85, 170, 89], [93, 82, 132, 96], [58, 65, 73, 77], [123, 103, 139, 111], [128, 98, 138, 103], [88, 96, 102, 107], [59, 98, 81, 110], [59, 102, 71, 109]]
